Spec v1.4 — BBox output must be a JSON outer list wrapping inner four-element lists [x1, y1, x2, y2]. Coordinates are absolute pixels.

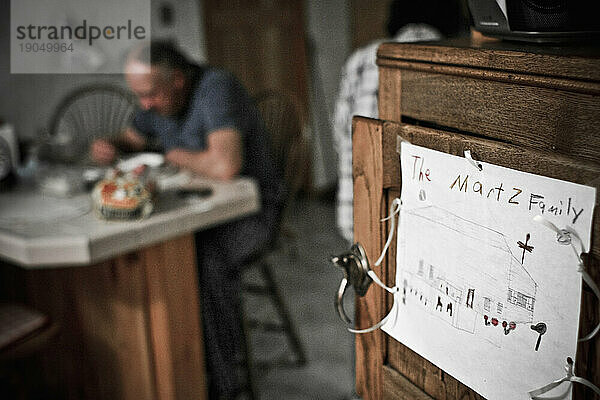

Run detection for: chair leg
[[258, 262, 307, 366], [240, 311, 259, 400], [280, 226, 299, 260]]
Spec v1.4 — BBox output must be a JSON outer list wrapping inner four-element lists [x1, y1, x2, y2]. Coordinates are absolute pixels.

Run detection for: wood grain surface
[[383, 365, 433, 400], [0, 234, 207, 400], [365, 38, 600, 400], [143, 234, 207, 400], [353, 117, 387, 400], [377, 39, 600, 82], [379, 68, 600, 165]]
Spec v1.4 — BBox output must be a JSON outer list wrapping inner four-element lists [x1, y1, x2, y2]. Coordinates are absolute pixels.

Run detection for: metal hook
[[336, 277, 351, 323], [330, 243, 373, 324]]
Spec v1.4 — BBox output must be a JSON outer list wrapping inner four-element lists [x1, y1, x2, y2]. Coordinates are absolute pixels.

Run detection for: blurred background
[[0, 1, 470, 398], [0, 0, 394, 193], [0, 0, 469, 194]]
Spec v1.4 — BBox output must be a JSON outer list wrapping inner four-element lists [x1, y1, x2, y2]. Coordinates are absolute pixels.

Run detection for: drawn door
[[351, 117, 600, 400]]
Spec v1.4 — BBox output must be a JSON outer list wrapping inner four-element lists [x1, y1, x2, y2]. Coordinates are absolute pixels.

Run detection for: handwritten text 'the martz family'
[[410, 155, 585, 225]]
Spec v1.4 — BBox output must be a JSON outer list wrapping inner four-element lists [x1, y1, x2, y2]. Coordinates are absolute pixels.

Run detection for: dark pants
[[195, 207, 277, 399]]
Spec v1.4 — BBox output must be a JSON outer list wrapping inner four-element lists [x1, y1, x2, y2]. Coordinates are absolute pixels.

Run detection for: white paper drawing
[[382, 142, 597, 400]]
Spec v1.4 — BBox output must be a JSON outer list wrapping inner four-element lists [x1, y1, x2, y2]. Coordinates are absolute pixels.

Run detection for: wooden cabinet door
[[202, 0, 310, 120], [352, 117, 600, 400]]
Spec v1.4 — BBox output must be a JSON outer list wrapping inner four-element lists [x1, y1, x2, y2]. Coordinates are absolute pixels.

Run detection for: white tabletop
[[0, 176, 261, 268]]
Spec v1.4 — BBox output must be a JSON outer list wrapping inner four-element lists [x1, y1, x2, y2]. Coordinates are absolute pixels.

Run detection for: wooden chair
[[42, 84, 137, 164], [255, 90, 309, 252], [240, 91, 309, 398], [0, 303, 59, 398]]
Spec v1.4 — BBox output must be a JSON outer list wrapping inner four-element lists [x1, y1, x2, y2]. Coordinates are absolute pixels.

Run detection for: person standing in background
[[333, 0, 468, 243]]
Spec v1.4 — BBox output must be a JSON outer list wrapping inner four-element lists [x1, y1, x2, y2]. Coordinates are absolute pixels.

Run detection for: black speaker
[[468, 0, 600, 43]]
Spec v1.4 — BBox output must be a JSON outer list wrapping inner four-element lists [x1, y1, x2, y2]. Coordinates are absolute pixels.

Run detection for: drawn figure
[[446, 303, 453, 316], [466, 288, 475, 308], [517, 233, 534, 264], [484, 315, 491, 326], [531, 322, 547, 351], [436, 296, 443, 312]]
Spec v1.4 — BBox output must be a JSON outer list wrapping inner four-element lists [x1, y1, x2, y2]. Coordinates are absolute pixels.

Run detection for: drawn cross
[[517, 233, 534, 264]]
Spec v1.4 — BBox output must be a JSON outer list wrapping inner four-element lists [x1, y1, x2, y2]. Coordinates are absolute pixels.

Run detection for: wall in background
[[305, 0, 350, 191], [0, 0, 124, 142], [151, 0, 206, 63], [0, 0, 206, 146]]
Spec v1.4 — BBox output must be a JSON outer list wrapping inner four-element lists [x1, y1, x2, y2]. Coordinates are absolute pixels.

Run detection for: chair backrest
[[44, 84, 136, 163], [254, 90, 308, 209]]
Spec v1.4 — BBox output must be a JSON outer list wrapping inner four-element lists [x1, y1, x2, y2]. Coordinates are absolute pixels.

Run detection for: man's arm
[[165, 128, 243, 181], [90, 127, 147, 165]]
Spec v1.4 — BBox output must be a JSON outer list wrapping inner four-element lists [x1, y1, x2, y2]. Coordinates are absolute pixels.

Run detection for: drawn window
[[483, 297, 491, 312], [507, 288, 535, 311]]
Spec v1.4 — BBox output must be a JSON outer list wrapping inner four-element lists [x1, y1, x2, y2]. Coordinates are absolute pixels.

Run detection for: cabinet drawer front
[[387, 123, 600, 400], [379, 66, 600, 165]]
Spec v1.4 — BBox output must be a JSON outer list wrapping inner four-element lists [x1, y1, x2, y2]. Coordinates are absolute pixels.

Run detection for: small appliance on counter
[[0, 123, 19, 190]]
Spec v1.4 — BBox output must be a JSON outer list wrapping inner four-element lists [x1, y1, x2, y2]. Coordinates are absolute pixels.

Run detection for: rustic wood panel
[[380, 69, 600, 165], [353, 117, 387, 400], [203, 0, 310, 120], [385, 189, 400, 306], [0, 234, 206, 400], [377, 40, 600, 82], [143, 234, 207, 400], [378, 59, 600, 95], [378, 66, 402, 125], [383, 365, 433, 400], [385, 123, 600, 400], [382, 122, 401, 190], [25, 256, 155, 400]]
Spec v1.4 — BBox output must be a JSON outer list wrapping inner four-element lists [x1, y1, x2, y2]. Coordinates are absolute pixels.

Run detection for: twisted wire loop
[[529, 358, 600, 399], [533, 215, 600, 342], [350, 198, 401, 334]]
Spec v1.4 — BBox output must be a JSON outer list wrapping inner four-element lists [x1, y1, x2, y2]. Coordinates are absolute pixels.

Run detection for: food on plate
[[91, 168, 153, 220]]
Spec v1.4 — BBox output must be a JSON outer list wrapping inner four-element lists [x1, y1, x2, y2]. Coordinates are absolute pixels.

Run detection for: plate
[[117, 153, 164, 171]]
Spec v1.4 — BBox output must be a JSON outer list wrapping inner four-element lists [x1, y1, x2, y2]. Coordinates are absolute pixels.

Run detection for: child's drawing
[[399, 206, 537, 345], [381, 142, 597, 400]]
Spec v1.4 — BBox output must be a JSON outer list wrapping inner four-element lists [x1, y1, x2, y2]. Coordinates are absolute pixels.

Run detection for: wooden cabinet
[[353, 37, 600, 400], [1, 234, 207, 400]]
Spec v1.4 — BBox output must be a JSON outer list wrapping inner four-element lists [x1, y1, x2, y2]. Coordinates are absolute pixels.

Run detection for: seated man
[[91, 41, 284, 399]]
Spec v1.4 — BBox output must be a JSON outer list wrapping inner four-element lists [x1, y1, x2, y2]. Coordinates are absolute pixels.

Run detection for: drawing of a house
[[399, 206, 537, 335]]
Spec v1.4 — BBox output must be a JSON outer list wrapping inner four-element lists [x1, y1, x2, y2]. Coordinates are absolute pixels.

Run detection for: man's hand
[[90, 128, 147, 165], [91, 138, 117, 165], [165, 149, 195, 169]]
